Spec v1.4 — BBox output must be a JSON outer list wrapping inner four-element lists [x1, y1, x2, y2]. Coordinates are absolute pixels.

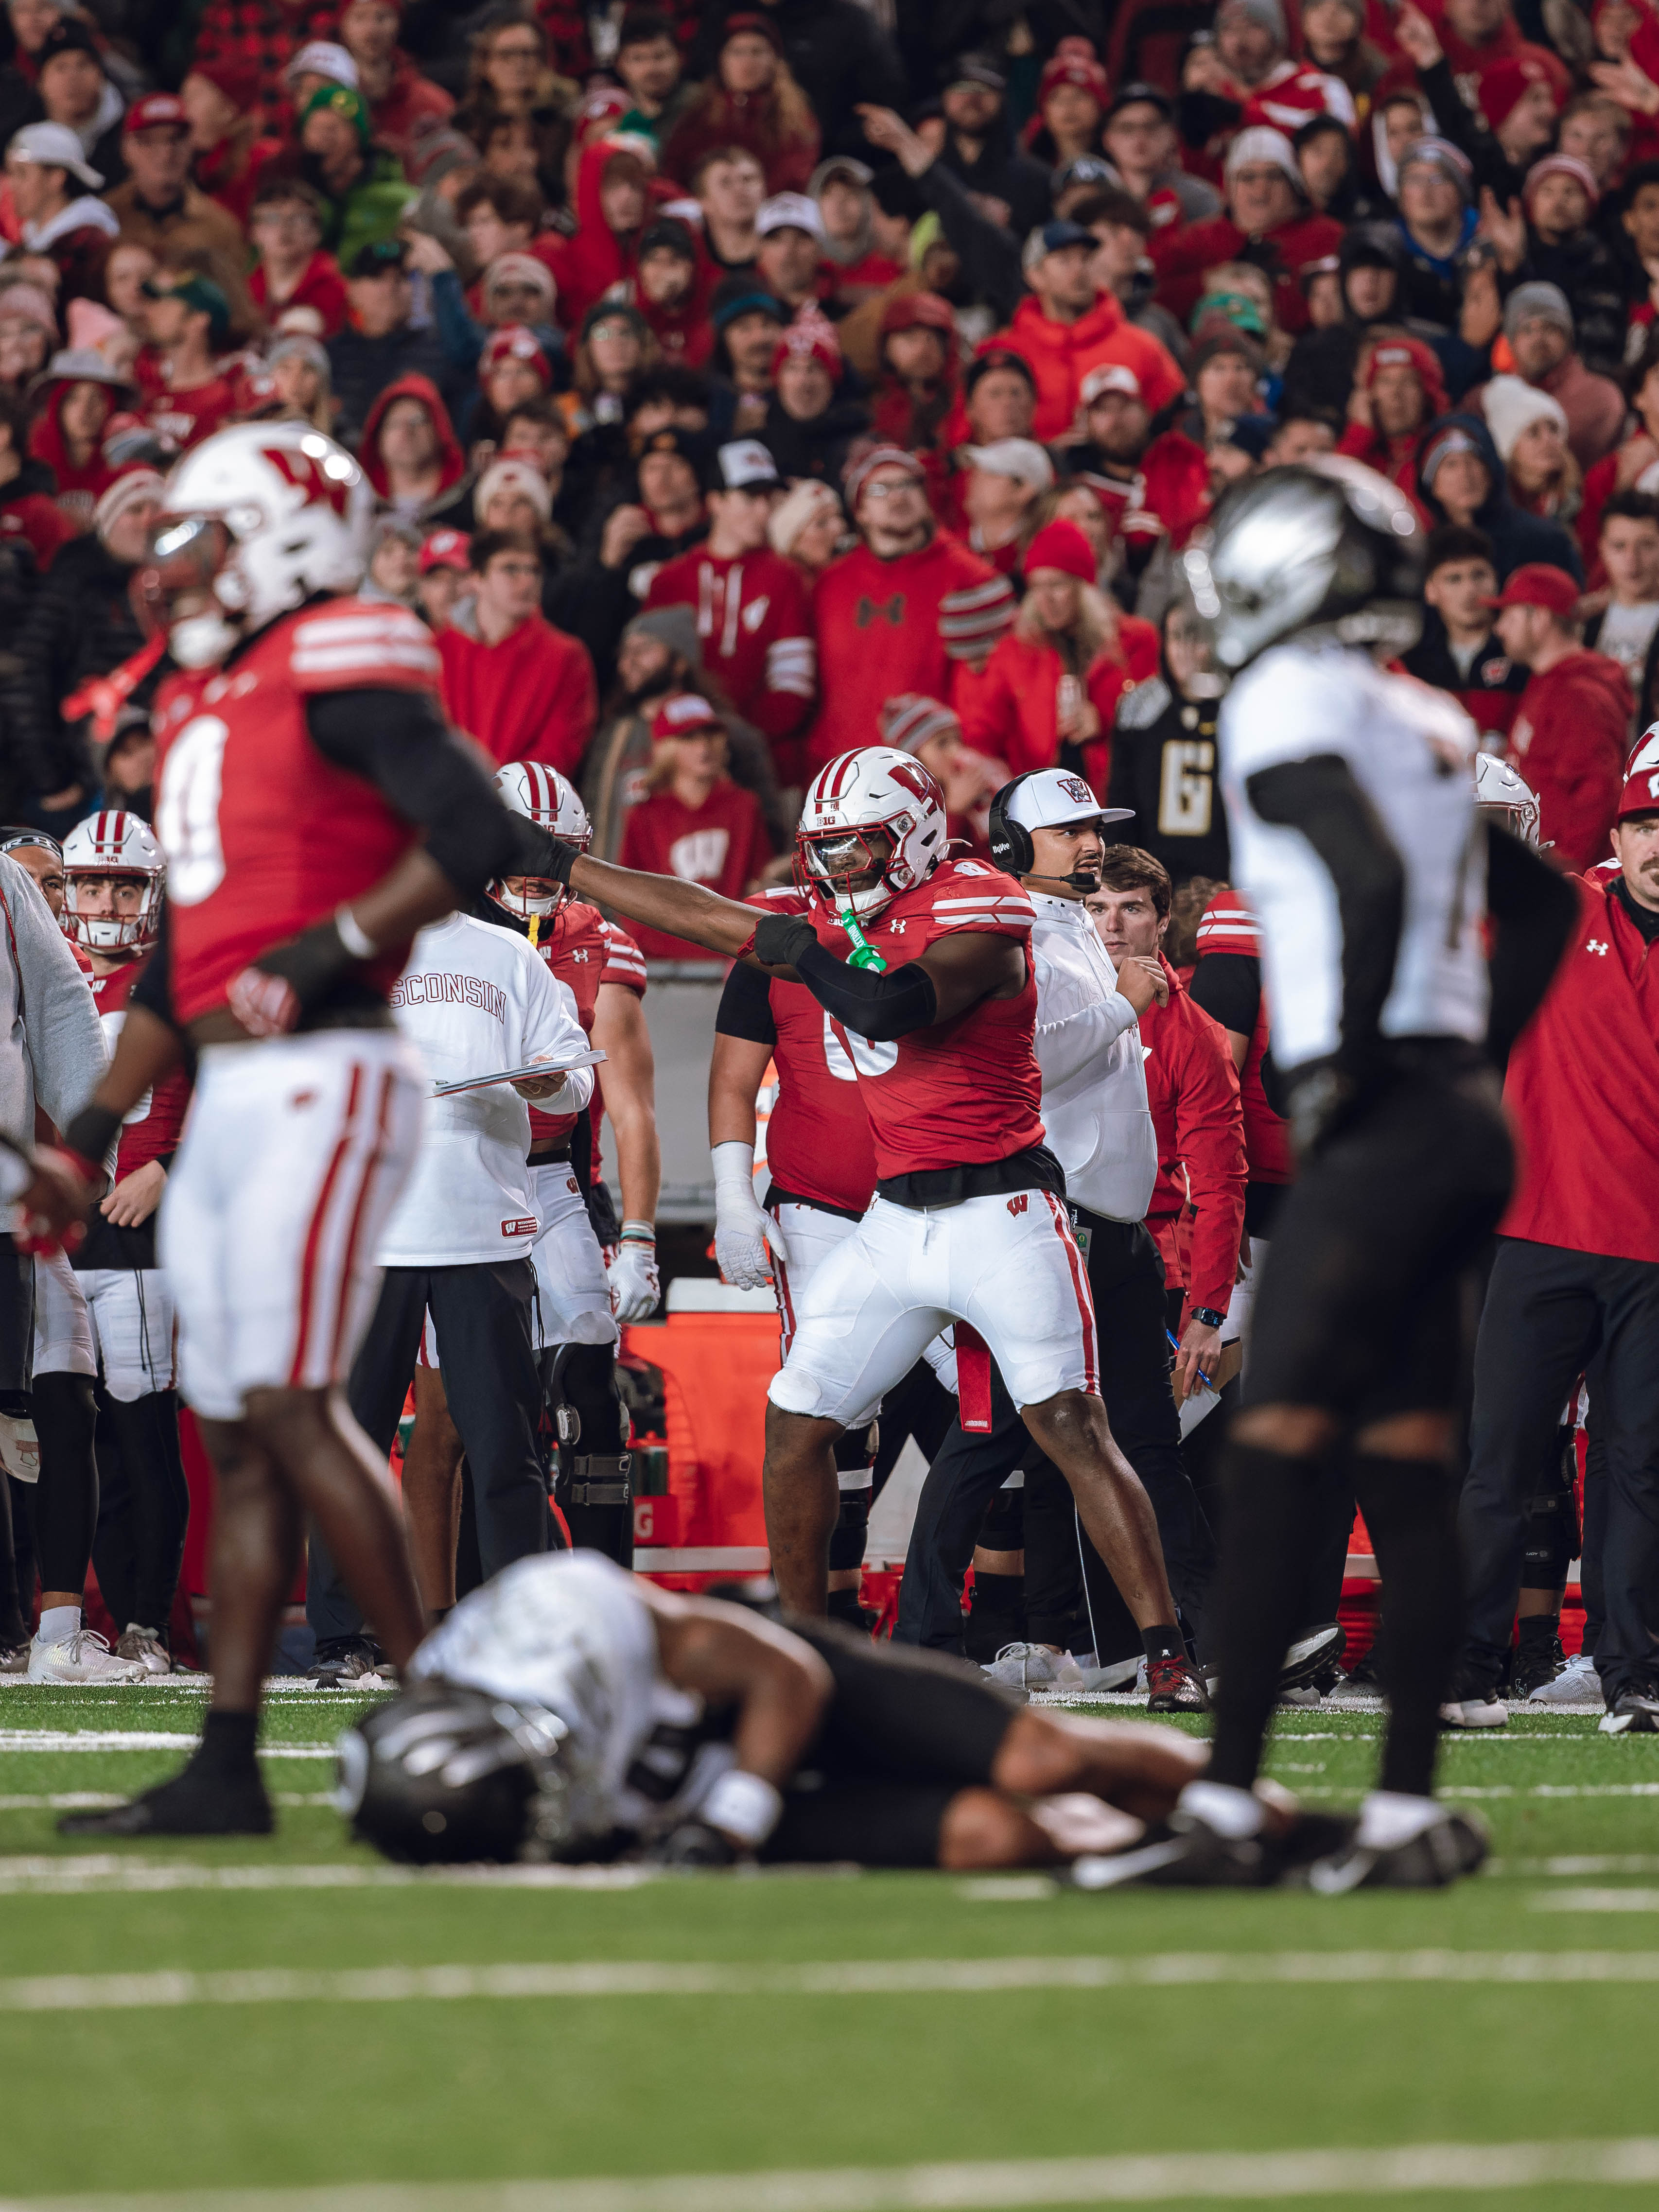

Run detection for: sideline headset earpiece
[[987, 774, 1037, 876]]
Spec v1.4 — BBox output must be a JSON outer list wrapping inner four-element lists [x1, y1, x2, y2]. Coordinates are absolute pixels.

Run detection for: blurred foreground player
[[340, 1550, 1206, 1870], [1116, 459, 1575, 1890], [36, 422, 573, 1837], [535, 749, 1195, 1693]]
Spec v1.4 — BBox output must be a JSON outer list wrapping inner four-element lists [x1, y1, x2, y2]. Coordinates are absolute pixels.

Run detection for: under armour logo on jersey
[[573, 949, 592, 962], [1587, 939, 1610, 956], [1007, 1193, 1029, 1217], [855, 593, 905, 628]]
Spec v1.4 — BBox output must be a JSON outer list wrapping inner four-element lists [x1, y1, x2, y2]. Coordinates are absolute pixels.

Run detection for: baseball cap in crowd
[[7, 120, 102, 192], [1105, 81, 1173, 122], [1053, 155, 1116, 195], [141, 271, 230, 346], [946, 52, 1006, 92], [1024, 519, 1098, 583], [757, 192, 826, 241], [1215, 412, 1279, 461], [303, 82, 372, 147], [1618, 732, 1659, 822], [881, 693, 959, 753], [652, 692, 723, 742], [1002, 766, 1133, 833], [419, 527, 471, 575], [349, 238, 409, 280], [632, 422, 710, 470], [1477, 50, 1563, 134], [709, 437, 782, 494], [122, 92, 187, 138], [1025, 218, 1095, 266], [961, 438, 1053, 492], [1081, 363, 1143, 406], [965, 346, 1036, 398], [286, 39, 359, 90], [1484, 563, 1580, 616]]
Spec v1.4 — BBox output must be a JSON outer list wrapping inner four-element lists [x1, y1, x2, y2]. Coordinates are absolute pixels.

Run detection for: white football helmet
[[489, 761, 591, 918], [136, 420, 374, 669], [796, 746, 948, 922], [1474, 752, 1540, 846], [62, 809, 165, 953]]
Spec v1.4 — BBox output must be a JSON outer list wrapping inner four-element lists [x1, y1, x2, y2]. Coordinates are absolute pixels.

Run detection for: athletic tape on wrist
[[702, 1767, 783, 1848]]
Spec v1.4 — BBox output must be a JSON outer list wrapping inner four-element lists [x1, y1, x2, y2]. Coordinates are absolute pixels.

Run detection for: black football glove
[[751, 912, 816, 968], [226, 916, 357, 1038], [511, 822, 582, 888], [643, 1817, 741, 1870]]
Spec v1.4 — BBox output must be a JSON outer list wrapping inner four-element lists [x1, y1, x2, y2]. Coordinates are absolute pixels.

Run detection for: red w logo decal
[[263, 444, 351, 517], [887, 757, 941, 806], [1006, 1193, 1029, 1217]]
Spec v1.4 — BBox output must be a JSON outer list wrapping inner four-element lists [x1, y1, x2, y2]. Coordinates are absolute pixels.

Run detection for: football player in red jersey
[[543, 747, 1187, 1667], [62, 812, 193, 1676], [34, 421, 576, 1838]]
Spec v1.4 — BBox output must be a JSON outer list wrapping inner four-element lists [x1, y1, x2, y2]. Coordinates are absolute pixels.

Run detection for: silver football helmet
[[1474, 751, 1540, 846], [1182, 456, 1426, 671]]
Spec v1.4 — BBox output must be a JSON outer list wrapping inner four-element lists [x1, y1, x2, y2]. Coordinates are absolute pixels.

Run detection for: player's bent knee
[[1232, 1402, 1340, 1457], [937, 1787, 1051, 1869]]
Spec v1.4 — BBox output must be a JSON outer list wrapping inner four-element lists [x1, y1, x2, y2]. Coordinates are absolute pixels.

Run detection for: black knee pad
[[833, 1422, 878, 1476], [978, 1480, 1025, 1552], [1521, 1431, 1580, 1589], [828, 1483, 871, 1573], [545, 1343, 628, 1458]]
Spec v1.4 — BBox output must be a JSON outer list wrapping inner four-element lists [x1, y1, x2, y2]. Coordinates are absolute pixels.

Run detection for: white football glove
[[609, 1224, 660, 1322], [712, 1140, 788, 1290]]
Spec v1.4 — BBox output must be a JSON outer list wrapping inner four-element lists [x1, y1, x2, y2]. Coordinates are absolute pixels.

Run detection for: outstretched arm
[[568, 852, 764, 963]]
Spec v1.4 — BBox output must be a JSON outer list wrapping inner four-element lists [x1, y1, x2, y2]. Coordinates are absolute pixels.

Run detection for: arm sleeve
[[715, 956, 777, 1045], [0, 858, 105, 1131], [1245, 754, 1404, 1077], [305, 686, 541, 899], [791, 939, 938, 1041], [1484, 822, 1579, 1067], [1170, 1009, 1248, 1315], [1187, 951, 1261, 1041]]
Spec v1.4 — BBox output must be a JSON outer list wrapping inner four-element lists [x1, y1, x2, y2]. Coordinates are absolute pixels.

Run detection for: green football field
[[4, 1681, 1659, 2212]]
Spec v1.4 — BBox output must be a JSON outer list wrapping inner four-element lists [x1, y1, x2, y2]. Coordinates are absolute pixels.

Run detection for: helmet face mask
[[1184, 456, 1426, 671], [488, 762, 591, 920]]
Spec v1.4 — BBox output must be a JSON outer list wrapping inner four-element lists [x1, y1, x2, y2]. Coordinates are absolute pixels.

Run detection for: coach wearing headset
[[893, 768, 1216, 1690]]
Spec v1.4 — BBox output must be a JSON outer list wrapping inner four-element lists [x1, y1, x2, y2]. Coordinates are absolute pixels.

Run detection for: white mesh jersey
[[409, 1554, 731, 1842], [1219, 641, 1488, 1072]]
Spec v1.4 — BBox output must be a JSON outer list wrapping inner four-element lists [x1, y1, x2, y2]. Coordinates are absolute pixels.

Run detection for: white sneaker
[[983, 1642, 1086, 1694], [27, 1629, 146, 1684], [116, 1625, 172, 1676], [1075, 1653, 1142, 1693], [1529, 1648, 1598, 1705], [1439, 1692, 1508, 1729]]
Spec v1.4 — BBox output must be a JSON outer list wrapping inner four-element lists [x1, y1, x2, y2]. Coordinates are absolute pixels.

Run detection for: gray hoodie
[[0, 853, 106, 1150]]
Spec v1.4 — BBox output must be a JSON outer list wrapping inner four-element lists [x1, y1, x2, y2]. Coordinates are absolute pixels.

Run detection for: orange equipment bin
[[622, 1311, 779, 1589]]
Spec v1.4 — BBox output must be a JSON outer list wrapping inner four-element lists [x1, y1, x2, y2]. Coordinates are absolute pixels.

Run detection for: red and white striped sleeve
[[599, 920, 649, 997], [927, 865, 1035, 939], [287, 600, 444, 694], [1194, 889, 1260, 959]]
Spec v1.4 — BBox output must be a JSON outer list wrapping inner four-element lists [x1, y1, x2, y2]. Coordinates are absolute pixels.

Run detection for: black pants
[[307, 1259, 545, 1646], [893, 1214, 1211, 1656], [1459, 1238, 1659, 1703]]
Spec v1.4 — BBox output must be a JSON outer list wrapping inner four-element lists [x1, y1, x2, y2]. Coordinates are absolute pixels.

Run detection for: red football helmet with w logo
[[796, 745, 948, 921], [135, 420, 374, 667]]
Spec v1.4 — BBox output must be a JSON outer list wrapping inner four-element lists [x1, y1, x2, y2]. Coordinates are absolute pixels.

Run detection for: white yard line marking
[[11, 1950, 1659, 2014], [1532, 1889, 1659, 1913], [14, 2138, 1659, 2211], [1300, 1783, 1659, 1799], [0, 1794, 334, 1814], [0, 1859, 656, 1896], [0, 1733, 333, 1756]]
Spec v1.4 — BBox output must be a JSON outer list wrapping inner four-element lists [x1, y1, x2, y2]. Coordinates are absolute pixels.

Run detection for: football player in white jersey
[[1104, 459, 1576, 1890], [338, 1551, 1217, 1872]]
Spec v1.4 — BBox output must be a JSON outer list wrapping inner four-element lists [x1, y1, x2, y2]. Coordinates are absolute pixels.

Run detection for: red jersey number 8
[[823, 1011, 897, 1081], [156, 714, 230, 906]]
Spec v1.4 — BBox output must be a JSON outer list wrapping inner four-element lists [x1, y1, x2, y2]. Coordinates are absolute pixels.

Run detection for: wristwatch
[[1189, 1306, 1227, 1330]]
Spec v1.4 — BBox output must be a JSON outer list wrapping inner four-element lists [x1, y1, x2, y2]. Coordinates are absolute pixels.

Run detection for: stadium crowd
[[0, 0, 1653, 1770]]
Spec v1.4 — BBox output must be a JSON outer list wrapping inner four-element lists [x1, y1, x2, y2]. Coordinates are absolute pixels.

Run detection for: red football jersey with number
[[152, 599, 444, 1025], [805, 857, 1043, 1179], [751, 888, 876, 1214], [87, 956, 192, 1176]]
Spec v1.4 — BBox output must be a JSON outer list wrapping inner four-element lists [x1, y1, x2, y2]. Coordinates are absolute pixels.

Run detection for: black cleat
[[306, 1638, 385, 1689], [1146, 1656, 1211, 1712], [1069, 1804, 1276, 1889], [1512, 1633, 1567, 1700], [1304, 1808, 1488, 1893], [1599, 1683, 1659, 1736], [58, 1759, 274, 1838]]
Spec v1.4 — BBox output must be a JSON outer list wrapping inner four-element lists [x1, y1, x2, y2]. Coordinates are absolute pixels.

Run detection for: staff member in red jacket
[[1451, 746, 1659, 1735], [1489, 563, 1630, 871], [1086, 848, 1246, 1398]]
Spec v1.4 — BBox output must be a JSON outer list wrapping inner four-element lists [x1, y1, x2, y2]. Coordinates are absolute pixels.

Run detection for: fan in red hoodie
[[617, 692, 774, 958], [626, 216, 716, 368], [28, 347, 128, 532], [437, 527, 597, 777], [538, 134, 662, 334], [1489, 563, 1632, 871], [1336, 336, 1447, 505], [357, 370, 467, 524]]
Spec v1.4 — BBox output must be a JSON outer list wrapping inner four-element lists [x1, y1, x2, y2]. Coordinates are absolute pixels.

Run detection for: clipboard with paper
[[431, 1047, 606, 1098]]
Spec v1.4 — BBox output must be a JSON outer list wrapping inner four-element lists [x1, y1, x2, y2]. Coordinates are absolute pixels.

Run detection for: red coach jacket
[[1500, 872, 1659, 1264], [1508, 647, 1630, 873], [1139, 954, 1248, 1315]]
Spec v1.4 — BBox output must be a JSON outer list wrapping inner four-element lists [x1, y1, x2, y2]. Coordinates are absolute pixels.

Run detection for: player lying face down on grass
[[339, 1552, 1215, 1869], [540, 748, 1203, 1705]]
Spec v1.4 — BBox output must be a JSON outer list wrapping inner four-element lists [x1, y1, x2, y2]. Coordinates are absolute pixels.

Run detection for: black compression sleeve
[[791, 939, 937, 1041], [1187, 951, 1261, 1040], [716, 956, 777, 1045], [305, 688, 522, 898], [1484, 822, 1578, 1066], [1246, 755, 1404, 1076]]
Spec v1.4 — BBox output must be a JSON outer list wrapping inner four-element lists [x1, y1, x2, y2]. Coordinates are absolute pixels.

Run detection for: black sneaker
[[1512, 1632, 1567, 1699], [1070, 1801, 1278, 1889], [1304, 1807, 1489, 1893], [58, 1756, 274, 1838], [1280, 1623, 1345, 1692], [306, 1638, 384, 1688], [1599, 1682, 1659, 1736]]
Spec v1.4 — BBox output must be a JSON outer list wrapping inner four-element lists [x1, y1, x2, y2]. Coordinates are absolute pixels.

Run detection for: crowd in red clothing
[[0, 0, 1658, 939]]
